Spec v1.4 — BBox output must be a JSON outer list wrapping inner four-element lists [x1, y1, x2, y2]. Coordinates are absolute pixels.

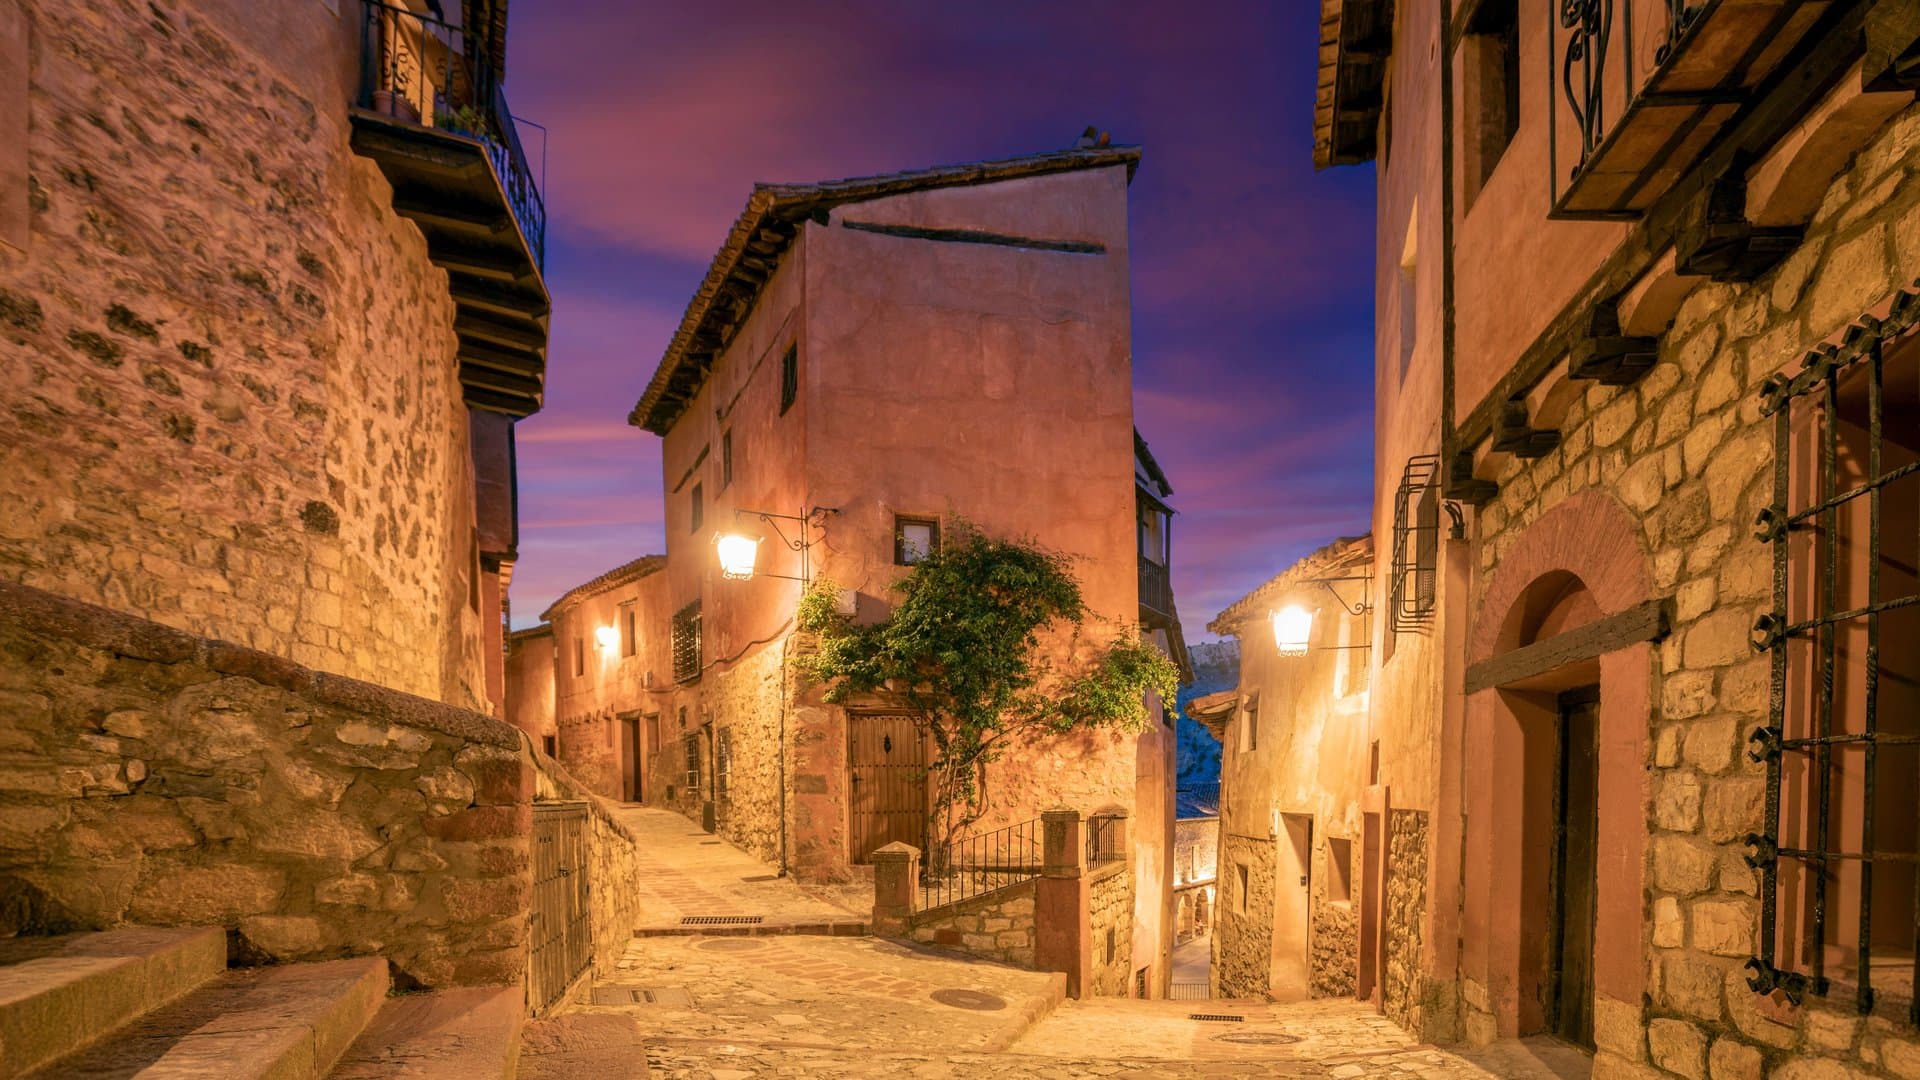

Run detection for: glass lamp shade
[[716, 533, 760, 580], [594, 625, 618, 651], [1272, 605, 1313, 657]]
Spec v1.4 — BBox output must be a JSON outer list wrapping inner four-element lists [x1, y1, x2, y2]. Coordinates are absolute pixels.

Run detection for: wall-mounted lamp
[[715, 506, 839, 584], [1270, 574, 1372, 658], [594, 625, 618, 651]]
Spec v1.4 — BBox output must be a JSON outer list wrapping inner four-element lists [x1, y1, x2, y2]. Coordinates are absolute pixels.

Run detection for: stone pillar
[[1035, 808, 1091, 998], [870, 841, 919, 936]]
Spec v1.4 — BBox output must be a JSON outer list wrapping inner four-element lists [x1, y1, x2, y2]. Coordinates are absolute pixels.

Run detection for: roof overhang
[[1314, 0, 1393, 170]]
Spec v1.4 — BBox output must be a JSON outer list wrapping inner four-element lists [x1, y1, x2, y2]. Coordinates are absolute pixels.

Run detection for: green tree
[[792, 524, 1180, 860]]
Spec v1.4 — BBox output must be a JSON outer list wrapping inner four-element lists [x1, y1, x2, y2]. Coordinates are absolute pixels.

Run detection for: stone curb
[[980, 970, 1068, 1053]]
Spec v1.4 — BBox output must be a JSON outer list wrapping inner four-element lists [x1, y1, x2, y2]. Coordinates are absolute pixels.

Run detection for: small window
[[1460, 0, 1520, 208], [541, 734, 556, 757], [620, 603, 636, 658], [1106, 926, 1116, 965], [894, 516, 939, 565], [572, 636, 584, 678], [721, 430, 733, 489], [683, 733, 700, 793], [780, 345, 798, 414], [1236, 864, 1250, 913], [1240, 705, 1258, 754], [1134, 966, 1149, 999], [1327, 837, 1353, 903], [690, 483, 703, 533]]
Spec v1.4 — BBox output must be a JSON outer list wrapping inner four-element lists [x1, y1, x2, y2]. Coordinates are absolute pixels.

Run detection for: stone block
[[1707, 1038, 1762, 1080], [416, 766, 475, 813], [1723, 966, 1798, 1049], [422, 804, 531, 843], [1881, 1038, 1920, 1080], [1682, 717, 1738, 774], [1807, 226, 1888, 336], [1702, 775, 1764, 844], [1592, 1050, 1663, 1080], [1655, 771, 1704, 833], [1649, 1017, 1707, 1079], [1802, 1007, 1861, 1053], [438, 877, 531, 920], [129, 862, 285, 923], [1773, 1058, 1875, 1080], [1688, 899, 1755, 958], [1663, 672, 1717, 721], [1660, 952, 1728, 1022], [1653, 896, 1685, 948], [1653, 836, 1718, 895], [239, 914, 327, 958], [1593, 995, 1645, 1061], [1684, 609, 1755, 670]]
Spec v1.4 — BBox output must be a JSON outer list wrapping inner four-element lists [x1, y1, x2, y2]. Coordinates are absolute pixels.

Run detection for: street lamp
[[1272, 605, 1312, 656], [594, 625, 618, 651], [714, 506, 838, 583]]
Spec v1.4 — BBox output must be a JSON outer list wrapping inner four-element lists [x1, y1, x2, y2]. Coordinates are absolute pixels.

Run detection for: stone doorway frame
[[1455, 491, 1658, 1043]]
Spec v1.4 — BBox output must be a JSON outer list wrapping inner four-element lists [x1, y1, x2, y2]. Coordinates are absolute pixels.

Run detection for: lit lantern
[[594, 625, 618, 651], [715, 533, 760, 580], [1272, 605, 1312, 657]]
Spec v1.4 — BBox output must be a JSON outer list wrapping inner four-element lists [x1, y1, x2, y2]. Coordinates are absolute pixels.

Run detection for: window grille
[[715, 727, 732, 798], [683, 733, 700, 793], [780, 346, 798, 414], [1390, 454, 1442, 635], [1750, 299, 1920, 1025], [671, 601, 702, 684]]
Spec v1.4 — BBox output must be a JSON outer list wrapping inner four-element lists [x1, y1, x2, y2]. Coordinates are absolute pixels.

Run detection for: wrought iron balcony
[[1549, 0, 1842, 219], [1139, 556, 1175, 626], [349, 0, 549, 417]]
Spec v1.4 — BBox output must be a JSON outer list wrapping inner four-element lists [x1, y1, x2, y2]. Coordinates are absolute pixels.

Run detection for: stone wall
[[905, 880, 1037, 969], [1383, 809, 1429, 1032], [0, 580, 529, 988], [1469, 100, 1920, 1080], [530, 755, 643, 984], [706, 643, 786, 865], [1310, 840, 1358, 998], [1214, 833, 1275, 999], [0, 0, 488, 710], [1089, 861, 1134, 997]]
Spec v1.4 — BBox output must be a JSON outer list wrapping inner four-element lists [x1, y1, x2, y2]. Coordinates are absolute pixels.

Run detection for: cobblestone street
[[522, 811, 1594, 1079]]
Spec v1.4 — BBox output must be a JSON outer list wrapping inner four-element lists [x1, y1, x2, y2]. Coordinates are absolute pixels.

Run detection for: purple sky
[[503, 3, 1376, 636]]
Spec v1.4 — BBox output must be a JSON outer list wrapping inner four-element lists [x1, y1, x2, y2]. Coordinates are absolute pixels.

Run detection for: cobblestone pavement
[[614, 807, 866, 930]]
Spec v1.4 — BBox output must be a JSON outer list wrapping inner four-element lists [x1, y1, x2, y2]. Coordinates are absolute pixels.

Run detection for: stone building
[[1304, 0, 1920, 1074], [1199, 535, 1374, 1003], [0, 0, 649, 1052], [622, 138, 1187, 995], [505, 623, 557, 757]]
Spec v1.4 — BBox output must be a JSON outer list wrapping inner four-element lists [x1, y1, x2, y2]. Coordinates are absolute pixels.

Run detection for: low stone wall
[[530, 751, 643, 982], [905, 881, 1037, 968], [1214, 832, 1275, 998], [1089, 861, 1133, 996], [1382, 809, 1430, 1034], [0, 581, 532, 989]]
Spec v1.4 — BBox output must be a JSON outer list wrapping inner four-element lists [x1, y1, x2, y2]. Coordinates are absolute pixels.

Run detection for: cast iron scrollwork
[[1560, 0, 1613, 176], [1656, 0, 1701, 65]]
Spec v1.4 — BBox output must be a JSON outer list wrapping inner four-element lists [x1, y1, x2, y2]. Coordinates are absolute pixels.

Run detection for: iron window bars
[[715, 727, 732, 798], [1749, 292, 1920, 1024], [683, 733, 700, 794], [1391, 454, 1443, 635], [671, 601, 702, 684]]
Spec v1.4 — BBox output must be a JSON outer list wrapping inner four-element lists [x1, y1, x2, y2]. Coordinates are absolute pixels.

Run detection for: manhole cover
[[1211, 1031, 1302, 1046], [931, 989, 1007, 1011], [591, 986, 695, 1007], [698, 938, 767, 951]]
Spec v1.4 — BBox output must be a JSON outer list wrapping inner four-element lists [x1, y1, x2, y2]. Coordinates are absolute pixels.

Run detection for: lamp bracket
[[1306, 574, 1372, 617]]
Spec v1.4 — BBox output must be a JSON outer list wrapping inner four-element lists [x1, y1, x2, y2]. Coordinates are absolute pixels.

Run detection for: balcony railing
[[1139, 557, 1174, 622], [1549, 0, 1839, 218], [357, 0, 546, 267]]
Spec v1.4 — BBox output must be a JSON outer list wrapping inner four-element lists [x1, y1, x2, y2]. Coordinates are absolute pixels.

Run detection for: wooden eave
[[1313, 0, 1393, 171], [350, 110, 549, 418], [629, 145, 1144, 435]]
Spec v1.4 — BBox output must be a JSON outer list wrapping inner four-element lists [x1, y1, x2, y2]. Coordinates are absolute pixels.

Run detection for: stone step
[[327, 986, 523, 1079], [0, 926, 228, 1078], [24, 956, 388, 1079]]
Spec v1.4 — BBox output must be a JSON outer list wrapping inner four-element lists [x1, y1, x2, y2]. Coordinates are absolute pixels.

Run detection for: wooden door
[[848, 712, 927, 863], [1552, 690, 1601, 1049], [619, 713, 642, 803]]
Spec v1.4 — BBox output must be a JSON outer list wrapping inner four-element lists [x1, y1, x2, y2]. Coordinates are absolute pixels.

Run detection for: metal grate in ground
[[1188, 1013, 1244, 1022], [679, 915, 764, 926]]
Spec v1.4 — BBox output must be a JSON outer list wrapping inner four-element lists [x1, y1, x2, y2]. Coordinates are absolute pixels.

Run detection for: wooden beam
[[455, 312, 547, 353], [392, 193, 511, 235], [429, 242, 529, 282], [449, 273, 550, 319], [1464, 599, 1670, 695], [458, 340, 542, 375]]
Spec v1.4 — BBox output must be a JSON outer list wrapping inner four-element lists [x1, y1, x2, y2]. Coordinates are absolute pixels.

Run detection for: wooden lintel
[[1465, 599, 1670, 695], [455, 312, 547, 353], [392, 194, 511, 235], [449, 274, 550, 319]]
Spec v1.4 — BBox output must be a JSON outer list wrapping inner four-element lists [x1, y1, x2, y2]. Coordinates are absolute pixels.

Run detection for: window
[[541, 734, 556, 757], [1460, 0, 1520, 208], [1390, 454, 1443, 634], [1134, 966, 1149, 999], [721, 430, 733, 489], [894, 516, 939, 565], [1397, 203, 1418, 381], [1327, 837, 1353, 903], [690, 483, 703, 533], [1752, 320, 1919, 1024], [1240, 702, 1258, 754], [715, 727, 732, 798], [572, 636, 584, 678], [683, 733, 700, 794], [1138, 497, 1168, 566], [620, 603, 636, 658], [780, 345, 798, 414], [671, 601, 702, 684], [1236, 864, 1250, 913]]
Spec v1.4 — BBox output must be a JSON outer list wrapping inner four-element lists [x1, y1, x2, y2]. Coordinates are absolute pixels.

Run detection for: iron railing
[[1139, 557, 1174, 619], [1390, 454, 1442, 635], [671, 601, 701, 683], [529, 802, 592, 1014], [1087, 813, 1125, 866], [920, 817, 1043, 912], [357, 0, 546, 267], [1750, 290, 1920, 1024]]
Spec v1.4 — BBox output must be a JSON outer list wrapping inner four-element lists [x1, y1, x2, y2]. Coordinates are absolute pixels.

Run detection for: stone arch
[[1458, 490, 1654, 1044]]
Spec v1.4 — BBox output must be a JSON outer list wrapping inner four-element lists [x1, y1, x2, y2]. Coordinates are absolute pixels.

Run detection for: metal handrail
[[357, 0, 547, 268], [920, 816, 1042, 912], [1086, 814, 1124, 865]]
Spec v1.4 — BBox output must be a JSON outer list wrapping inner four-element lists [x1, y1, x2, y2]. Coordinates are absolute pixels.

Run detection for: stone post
[[870, 841, 919, 937], [1035, 808, 1092, 998]]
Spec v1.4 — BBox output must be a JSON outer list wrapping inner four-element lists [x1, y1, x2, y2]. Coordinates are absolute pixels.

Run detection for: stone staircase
[[0, 927, 523, 1078]]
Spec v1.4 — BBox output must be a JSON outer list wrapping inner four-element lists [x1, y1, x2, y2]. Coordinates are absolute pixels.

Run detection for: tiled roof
[[1208, 533, 1374, 635], [539, 555, 665, 622], [1134, 428, 1173, 498], [1314, 0, 1391, 170], [628, 142, 1142, 435]]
